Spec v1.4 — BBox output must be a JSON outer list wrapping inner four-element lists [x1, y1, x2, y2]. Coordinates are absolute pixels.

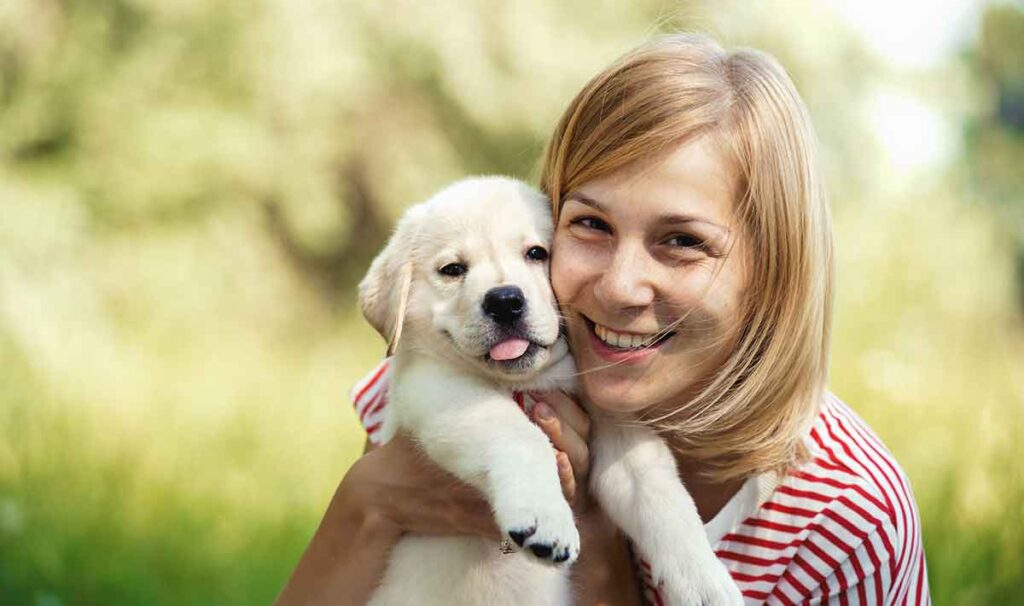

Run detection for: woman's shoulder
[[714, 393, 929, 604], [799, 393, 921, 543]]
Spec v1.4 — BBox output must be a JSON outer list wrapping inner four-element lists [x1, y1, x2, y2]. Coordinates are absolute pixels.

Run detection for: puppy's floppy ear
[[358, 204, 426, 353]]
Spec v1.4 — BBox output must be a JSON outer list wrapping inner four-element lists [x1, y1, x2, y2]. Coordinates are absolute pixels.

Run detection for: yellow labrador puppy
[[359, 177, 742, 606]]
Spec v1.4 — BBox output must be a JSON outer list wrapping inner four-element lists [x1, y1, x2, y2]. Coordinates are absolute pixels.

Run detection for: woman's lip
[[583, 316, 658, 337], [581, 315, 673, 364], [582, 314, 677, 344]]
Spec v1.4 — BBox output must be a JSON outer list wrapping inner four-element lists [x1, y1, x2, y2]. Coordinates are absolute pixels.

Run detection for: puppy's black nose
[[482, 286, 526, 326]]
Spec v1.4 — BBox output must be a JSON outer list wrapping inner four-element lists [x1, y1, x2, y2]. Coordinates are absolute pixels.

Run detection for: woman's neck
[[672, 450, 745, 524]]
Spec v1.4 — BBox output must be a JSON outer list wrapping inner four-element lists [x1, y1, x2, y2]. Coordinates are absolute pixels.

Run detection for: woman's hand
[[346, 432, 501, 539], [528, 391, 644, 606], [528, 391, 592, 506]]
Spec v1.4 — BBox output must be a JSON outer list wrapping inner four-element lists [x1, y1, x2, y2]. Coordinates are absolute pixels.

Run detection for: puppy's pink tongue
[[489, 338, 530, 361]]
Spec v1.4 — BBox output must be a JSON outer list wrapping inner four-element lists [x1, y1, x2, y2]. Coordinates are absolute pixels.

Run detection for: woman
[[277, 34, 930, 605]]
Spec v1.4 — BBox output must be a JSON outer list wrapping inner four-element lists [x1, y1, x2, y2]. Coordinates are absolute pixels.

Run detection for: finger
[[533, 402, 589, 478], [529, 391, 591, 441], [555, 450, 576, 502]]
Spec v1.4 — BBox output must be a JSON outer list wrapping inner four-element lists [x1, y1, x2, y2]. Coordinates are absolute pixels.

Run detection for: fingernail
[[534, 402, 554, 420], [557, 453, 570, 471]]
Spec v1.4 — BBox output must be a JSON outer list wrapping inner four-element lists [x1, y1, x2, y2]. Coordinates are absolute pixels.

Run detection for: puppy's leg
[[397, 363, 580, 566], [589, 421, 743, 606]]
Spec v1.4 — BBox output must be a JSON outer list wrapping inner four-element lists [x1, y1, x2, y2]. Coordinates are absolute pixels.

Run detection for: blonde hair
[[540, 34, 834, 481]]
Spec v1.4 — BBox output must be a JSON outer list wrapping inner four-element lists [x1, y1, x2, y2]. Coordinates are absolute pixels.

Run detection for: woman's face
[[551, 135, 748, 416]]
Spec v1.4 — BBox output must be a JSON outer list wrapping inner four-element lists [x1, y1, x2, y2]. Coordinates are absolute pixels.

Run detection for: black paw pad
[[529, 543, 553, 559], [508, 527, 535, 547], [553, 548, 571, 563]]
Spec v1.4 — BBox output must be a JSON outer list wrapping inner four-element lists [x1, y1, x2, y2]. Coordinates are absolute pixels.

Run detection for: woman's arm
[[274, 472, 401, 606], [571, 508, 645, 606], [278, 393, 643, 606], [275, 434, 500, 605]]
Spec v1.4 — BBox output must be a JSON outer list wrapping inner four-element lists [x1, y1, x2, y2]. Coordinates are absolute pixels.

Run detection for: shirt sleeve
[[349, 358, 392, 446], [805, 515, 930, 606], [813, 524, 894, 605]]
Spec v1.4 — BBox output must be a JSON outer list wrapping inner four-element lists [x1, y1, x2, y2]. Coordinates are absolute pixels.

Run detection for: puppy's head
[[359, 177, 564, 382]]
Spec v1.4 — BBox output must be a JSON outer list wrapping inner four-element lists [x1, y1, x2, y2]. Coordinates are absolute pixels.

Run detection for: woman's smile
[[581, 314, 677, 363]]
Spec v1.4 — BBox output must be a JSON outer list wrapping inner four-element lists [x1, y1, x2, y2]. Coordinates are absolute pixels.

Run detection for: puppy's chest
[[391, 384, 537, 428]]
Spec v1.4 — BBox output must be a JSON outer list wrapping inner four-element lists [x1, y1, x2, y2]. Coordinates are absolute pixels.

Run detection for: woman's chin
[[579, 374, 656, 415]]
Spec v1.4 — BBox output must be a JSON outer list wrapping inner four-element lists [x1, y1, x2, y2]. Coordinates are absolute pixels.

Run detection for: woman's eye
[[525, 246, 549, 262], [438, 262, 468, 278], [570, 216, 611, 233], [666, 234, 706, 250]]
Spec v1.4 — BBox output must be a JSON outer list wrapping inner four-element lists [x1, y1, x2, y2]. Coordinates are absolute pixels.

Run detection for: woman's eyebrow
[[660, 214, 731, 235], [564, 192, 605, 212], [565, 192, 730, 234]]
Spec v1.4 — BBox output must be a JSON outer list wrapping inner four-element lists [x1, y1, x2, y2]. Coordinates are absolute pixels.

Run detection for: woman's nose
[[593, 240, 656, 310]]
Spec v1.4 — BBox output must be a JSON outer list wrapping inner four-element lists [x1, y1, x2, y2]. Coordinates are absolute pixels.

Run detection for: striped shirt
[[350, 359, 930, 605]]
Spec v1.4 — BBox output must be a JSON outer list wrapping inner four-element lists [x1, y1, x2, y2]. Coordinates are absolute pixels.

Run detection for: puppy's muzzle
[[482, 286, 526, 327]]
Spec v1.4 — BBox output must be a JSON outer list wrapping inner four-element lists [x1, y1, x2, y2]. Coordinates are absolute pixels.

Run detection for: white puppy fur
[[359, 177, 742, 605]]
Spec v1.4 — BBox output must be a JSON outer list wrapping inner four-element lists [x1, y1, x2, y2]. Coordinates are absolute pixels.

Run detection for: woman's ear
[[358, 204, 425, 353]]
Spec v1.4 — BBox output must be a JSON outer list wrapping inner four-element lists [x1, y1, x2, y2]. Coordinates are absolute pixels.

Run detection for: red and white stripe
[[349, 362, 930, 605], [649, 395, 930, 606], [350, 359, 391, 445]]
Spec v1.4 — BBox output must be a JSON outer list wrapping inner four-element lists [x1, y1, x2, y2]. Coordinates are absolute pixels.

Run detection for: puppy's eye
[[438, 262, 468, 278], [525, 246, 549, 262]]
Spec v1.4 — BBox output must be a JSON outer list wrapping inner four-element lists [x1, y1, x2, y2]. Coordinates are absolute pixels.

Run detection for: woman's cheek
[[670, 281, 744, 366], [550, 235, 591, 301], [699, 260, 747, 329]]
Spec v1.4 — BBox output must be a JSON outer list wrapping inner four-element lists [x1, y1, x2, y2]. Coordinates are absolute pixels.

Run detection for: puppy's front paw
[[495, 498, 580, 566], [658, 554, 744, 606]]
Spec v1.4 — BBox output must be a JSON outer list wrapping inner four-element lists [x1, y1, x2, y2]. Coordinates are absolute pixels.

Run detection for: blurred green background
[[1, 0, 1022, 604]]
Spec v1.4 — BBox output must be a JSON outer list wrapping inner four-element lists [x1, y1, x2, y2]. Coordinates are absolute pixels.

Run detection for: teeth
[[592, 322, 660, 349]]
